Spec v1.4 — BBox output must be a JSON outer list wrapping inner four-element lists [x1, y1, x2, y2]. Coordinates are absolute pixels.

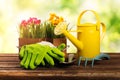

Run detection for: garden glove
[[47, 47, 65, 62], [42, 46, 65, 67], [38, 41, 66, 66], [19, 41, 66, 69], [19, 44, 49, 69]]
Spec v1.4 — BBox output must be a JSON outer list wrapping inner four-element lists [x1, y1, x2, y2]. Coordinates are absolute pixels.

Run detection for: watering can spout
[[63, 30, 83, 50], [54, 22, 83, 51]]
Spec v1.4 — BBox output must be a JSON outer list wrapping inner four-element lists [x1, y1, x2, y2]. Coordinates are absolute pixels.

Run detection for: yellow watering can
[[54, 10, 110, 67]]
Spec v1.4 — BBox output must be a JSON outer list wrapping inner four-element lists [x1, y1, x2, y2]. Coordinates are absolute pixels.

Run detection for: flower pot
[[19, 38, 66, 48], [19, 38, 45, 48], [45, 38, 53, 43], [53, 38, 66, 47]]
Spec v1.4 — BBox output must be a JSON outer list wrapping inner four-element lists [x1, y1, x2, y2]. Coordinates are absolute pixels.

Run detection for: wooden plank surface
[[0, 53, 120, 80]]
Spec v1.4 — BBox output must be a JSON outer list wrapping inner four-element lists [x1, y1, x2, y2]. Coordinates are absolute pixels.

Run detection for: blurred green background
[[0, 0, 120, 53]]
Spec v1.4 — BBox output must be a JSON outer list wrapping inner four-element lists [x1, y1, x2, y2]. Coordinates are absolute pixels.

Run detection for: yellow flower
[[48, 13, 64, 26], [49, 13, 56, 21], [59, 17, 64, 23]]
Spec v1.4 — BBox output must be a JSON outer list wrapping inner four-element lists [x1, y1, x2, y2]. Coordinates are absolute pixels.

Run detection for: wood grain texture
[[0, 53, 120, 80]]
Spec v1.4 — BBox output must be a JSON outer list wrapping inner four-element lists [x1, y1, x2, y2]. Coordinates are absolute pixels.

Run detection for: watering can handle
[[100, 22, 106, 41], [77, 10, 101, 30]]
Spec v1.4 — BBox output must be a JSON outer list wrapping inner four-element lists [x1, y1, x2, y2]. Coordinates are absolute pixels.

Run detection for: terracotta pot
[[53, 38, 66, 47], [19, 38, 66, 47], [45, 38, 53, 43], [19, 38, 45, 48]]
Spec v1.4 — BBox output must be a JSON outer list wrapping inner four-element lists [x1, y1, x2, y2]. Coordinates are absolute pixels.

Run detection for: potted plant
[[18, 14, 67, 48], [18, 17, 46, 48], [45, 13, 67, 46]]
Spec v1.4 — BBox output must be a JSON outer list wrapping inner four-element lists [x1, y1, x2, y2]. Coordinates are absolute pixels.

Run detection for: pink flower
[[34, 19, 41, 24], [19, 17, 43, 38], [20, 17, 41, 28], [20, 20, 27, 27], [27, 17, 33, 24], [27, 17, 41, 25]]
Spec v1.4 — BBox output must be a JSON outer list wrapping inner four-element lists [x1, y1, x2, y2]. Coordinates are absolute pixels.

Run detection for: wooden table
[[0, 53, 120, 80]]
